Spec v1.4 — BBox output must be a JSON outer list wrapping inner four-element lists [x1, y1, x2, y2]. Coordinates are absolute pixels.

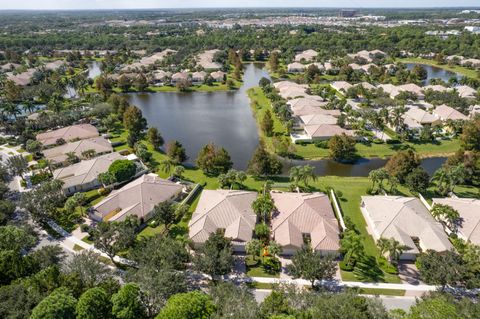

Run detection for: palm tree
[[340, 230, 364, 266], [386, 239, 409, 266], [252, 194, 274, 224], [301, 165, 317, 188], [2, 102, 20, 119], [289, 166, 302, 190], [376, 237, 390, 256], [160, 159, 175, 174], [6, 155, 28, 181], [267, 240, 283, 260], [431, 204, 461, 233], [22, 100, 36, 115]]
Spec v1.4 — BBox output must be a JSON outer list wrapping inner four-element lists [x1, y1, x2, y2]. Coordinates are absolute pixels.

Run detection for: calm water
[[128, 63, 268, 170], [405, 63, 461, 85], [128, 63, 446, 176]]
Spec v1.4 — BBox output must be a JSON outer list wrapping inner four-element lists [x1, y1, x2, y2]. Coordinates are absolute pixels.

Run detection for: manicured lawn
[[397, 57, 480, 79], [82, 235, 93, 244], [355, 288, 406, 296], [246, 256, 281, 278], [246, 282, 275, 289], [73, 244, 84, 251]]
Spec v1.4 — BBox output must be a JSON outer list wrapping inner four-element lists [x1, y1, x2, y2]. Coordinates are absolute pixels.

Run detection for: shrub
[[30, 172, 52, 185], [98, 188, 110, 196], [108, 160, 136, 183], [377, 257, 398, 275], [339, 260, 355, 271], [80, 224, 90, 233], [386, 139, 401, 144], [314, 140, 329, 149], [373, 139, 384, 144]]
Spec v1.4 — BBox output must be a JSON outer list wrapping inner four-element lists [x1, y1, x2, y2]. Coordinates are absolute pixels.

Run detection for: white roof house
[[432, 104, 468, 121], [287, 62, 306, 73], [188, 190, 257, 252], [53, 152, 124, 195], [403, 108, 440, 129], [271, 192, 340, 255], [6, 69, 36, 86], [361, 196, 453, 260], [43, 137, 113, 164], [331, 81, 353, 93], [299, 114, 338, 126], [36, 124, 100, 146], [294, 49, 318, 62], [456, 85, 477, 99], [196, 49, 222, 70], [191, 71, 207, 83], [432, 198, 480, 245], [303, 124, 354, 140], [91, 174, 183, 222]]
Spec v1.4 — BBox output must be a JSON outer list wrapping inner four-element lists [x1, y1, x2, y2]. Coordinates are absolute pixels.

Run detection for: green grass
[[73, 244, 84, 251], [294, 139, 460, 160], [355, 288, 406, 296], [397, 57, 480, 79], [246, 282, 275, 289], [137, 224, 165, 239], [246, 257, 281, 278], [82, 235, 93, 244]]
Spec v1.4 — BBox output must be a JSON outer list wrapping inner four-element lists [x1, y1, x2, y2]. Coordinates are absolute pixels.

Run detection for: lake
[[128, 63, 446, 176], [405, 63, 461, 85], [128, 63, 267, 170]]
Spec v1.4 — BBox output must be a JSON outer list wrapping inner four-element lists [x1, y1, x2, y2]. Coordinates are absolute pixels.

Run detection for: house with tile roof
[[91, 173, 184, 222], [432, 198, 480, 245], [36, 124, 99, 147], [271, 192, 340, 255], [42, 136, 113, 164], [53, 152, 124, 195], [432, 104, 468, 122], [188, 190, 257, 252], [361, 196, 453, 260]]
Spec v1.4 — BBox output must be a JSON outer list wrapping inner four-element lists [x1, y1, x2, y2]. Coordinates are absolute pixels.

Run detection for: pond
[[128, 63, 446, 176], [405, 63, 462, 85], [128, 63, 267, 170]]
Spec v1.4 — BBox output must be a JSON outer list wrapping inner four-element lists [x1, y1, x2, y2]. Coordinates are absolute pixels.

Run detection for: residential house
[[470, 105, 480, 118], [196, 50, 222, 70], [294, 49, 318, 62], [288, 98, 337, 117], [171, 72, 189, 85], [423, 85, 451, 93], [151, 70, 171, 85], [91, 174, 183, 222], [330, 81, 353, 94], [403, 108, 440, 131], [432, 104, 468, 122], [287, 62, 306, 73], [270, 192, 340, 255], [302, 124, 354, 141], [360, 196, 453, 260], [299, 114, 338, 126], [355, 82, 376, 91], [53, 152, 124, 195], [43, 136, 113, 164], [6, 69, 36, 86], [188, 190, 257, 252], [191, 71, 207, 84], [456, 85, 477, 99], [210, 71, 226, 82], [432, 198, 480, 245], [36, 124, 99, 147], [44, 60, 66, 71], [1, 63, 21, 72], [122, 49, 177, 72]]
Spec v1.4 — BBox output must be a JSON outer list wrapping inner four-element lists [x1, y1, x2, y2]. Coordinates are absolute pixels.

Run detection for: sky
[[0, 0, 478, 10]]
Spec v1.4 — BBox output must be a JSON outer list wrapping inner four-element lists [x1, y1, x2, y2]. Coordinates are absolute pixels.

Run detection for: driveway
[[398, 262, 423, 285]]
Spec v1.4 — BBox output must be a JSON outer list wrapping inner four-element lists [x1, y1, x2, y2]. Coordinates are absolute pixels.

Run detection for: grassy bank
[[397, 57, 480, 79]]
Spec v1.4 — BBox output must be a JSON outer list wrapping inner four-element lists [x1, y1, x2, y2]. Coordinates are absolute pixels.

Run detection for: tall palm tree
[[252, 194, 274, 224], [387, 239, 409, 266], [6, 155, 28, 181], [301, 165, 317, 188], [3, 102, 20, 119], [289, 166, 302, 190]]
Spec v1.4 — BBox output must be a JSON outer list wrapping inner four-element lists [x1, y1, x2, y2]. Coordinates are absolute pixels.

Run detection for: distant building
[[339, 9, 357, 18]]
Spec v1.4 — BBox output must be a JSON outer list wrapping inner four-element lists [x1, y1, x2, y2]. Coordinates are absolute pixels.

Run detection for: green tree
[[368, 168, 389, 192], [287, 245, 337, 289], [252, 193, 274, 224], [76, 287, 111, 319], [134, 73, 148, 91], [261, 109, 274, 137], [146, 127, 164, 150], [123, 105, 147, 137], [196, 143, 233, 175], [245, 239, 263, 261], [6, 155, 28, 180], [91, 218, 137, 264], [152, 201, 178, 234], [0, 225, 36, 252], [111, 283, 147, 319], [166, 140, 187, 164], [328, 134, 357, 162], [98, 171, 116, 187], [417, 250, 466, 291], [117, 75, 131, 92], [155, 291, 215, 319], [247, 142, 282, 177], [431, 204, 461, 233], [405, 167, 430, 194], [108, 160, 136, 183], [193, 230, 234, 282], [30, 287, 77, 319], [340, 230, 364, 267], [460, 118, 480, 151], [384, 149, 420, 184], [209, 282, 259, 319]]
